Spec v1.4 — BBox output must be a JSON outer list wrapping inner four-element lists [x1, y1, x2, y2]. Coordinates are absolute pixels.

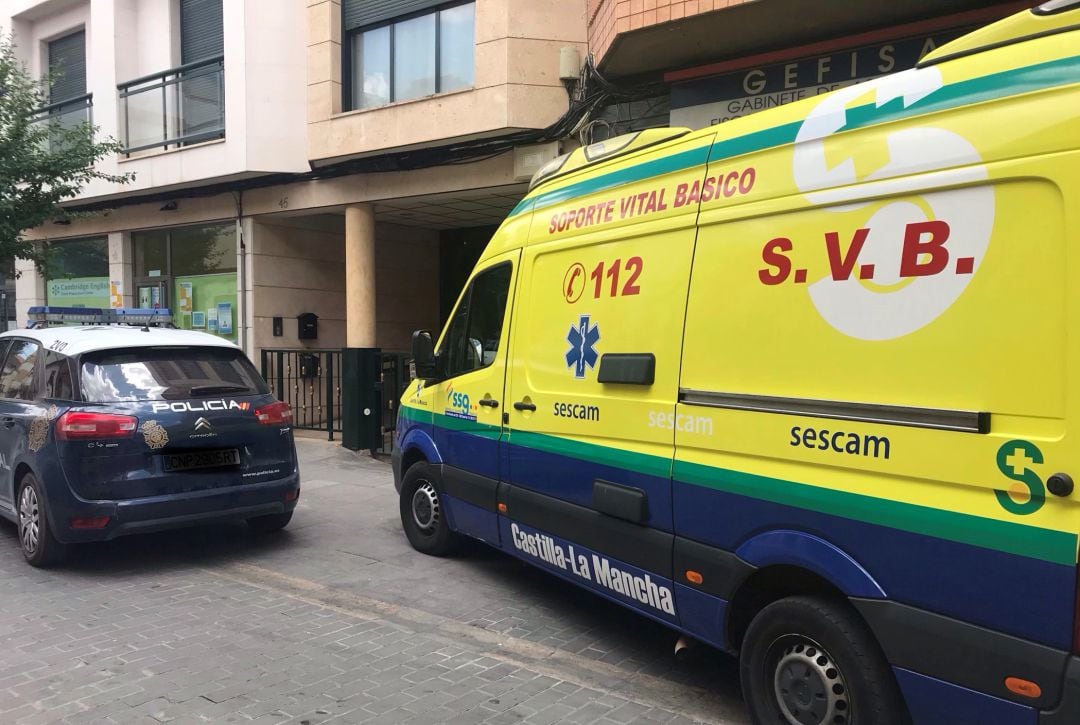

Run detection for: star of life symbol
[[565, 315, 600, 379]]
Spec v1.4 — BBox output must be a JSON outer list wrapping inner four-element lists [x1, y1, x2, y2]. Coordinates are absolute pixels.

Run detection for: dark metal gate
[[260, 349, 413, 450], [260, 349, 342, 440], [379, 352, 412, 454]]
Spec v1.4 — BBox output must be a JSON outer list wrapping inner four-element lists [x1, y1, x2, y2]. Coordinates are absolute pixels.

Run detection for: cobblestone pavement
[[0, 436, 748, 724]]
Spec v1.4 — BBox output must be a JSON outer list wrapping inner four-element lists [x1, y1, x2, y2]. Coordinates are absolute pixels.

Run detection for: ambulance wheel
[[17, 473, 67, 568], [740, 596, 906, 725], [246, 511, 292, 534], [400, 462, 459, 556]]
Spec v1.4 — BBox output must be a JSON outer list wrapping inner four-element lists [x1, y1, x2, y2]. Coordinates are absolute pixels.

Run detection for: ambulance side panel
[[675, 27, 1080, 714]]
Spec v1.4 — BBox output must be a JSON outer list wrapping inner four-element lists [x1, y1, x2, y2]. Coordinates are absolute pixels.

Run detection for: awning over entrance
[[370, 184, 529, 230]]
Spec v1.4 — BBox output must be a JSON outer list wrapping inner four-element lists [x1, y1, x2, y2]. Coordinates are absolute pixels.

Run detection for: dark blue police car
[[0, 307, 299, 567]]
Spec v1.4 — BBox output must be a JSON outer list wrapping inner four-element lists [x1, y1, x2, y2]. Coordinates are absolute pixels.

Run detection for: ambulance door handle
[[479, 398, 499, 408], [513, 401, 536, 412]]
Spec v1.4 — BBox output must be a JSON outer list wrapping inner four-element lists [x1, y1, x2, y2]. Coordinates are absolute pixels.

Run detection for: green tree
[[0, 35, 129, 273]]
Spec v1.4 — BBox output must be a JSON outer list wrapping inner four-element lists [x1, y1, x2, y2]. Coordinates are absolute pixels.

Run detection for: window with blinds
[[48, 30, 86, 103], [180, 0, 224, 64], [179, 0, 225, 141]]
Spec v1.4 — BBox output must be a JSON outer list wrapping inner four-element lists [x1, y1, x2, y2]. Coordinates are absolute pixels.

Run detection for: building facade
[[1, 0, 1040, 443], [585, 0, 1032, 136], [2, 0, 586, 359]]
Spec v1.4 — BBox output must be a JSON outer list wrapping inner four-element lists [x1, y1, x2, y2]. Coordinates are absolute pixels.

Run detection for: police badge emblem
[[139, 420, 169, 450], [28, 405, 59, 452]]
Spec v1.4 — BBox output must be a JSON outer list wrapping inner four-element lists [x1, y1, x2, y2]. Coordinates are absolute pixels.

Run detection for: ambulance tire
[[740, 595, 907, 725], [17, 473, 68, 568], [399, 462, 460, 556]]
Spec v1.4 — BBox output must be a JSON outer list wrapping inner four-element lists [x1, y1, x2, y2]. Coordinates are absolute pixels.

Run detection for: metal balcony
[[118, 56, 225, 155], [31, 94, 94, 152]]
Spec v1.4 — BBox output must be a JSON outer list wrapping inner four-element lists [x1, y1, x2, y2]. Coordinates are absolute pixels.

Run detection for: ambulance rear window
[[80, 347, 269, 403]]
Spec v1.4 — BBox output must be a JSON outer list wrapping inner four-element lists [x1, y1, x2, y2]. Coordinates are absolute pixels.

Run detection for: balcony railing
[[118, 56, 224, 155], [31, 94, 94, 152], [32, 92, 94, 125]]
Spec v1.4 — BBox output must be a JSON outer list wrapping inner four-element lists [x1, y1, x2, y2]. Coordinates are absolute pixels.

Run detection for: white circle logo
[[789, 67, 995, 340]]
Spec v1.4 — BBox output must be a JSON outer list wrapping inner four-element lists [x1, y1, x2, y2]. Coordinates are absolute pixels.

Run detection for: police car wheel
[[740, 596, 907, 725], [399, 462, 459, 556], [246, 512, 293, 534], [17, 474, 67, 568]]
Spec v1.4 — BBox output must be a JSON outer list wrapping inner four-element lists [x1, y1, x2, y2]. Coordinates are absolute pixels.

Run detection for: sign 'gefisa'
[[669, 29, 969, 129]]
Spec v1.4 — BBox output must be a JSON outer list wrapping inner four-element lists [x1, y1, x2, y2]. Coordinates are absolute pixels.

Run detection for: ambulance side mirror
[[412, 330, 440, 381]]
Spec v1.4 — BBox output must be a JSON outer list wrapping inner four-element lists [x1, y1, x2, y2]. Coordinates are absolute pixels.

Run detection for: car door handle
[[513, 401, 536, 412], [1, 417, 14, 429], [479, 398, 499, 408]]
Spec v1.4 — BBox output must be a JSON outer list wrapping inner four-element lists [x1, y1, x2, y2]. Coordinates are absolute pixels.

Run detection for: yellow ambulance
[[392, 2, 1080, 722]]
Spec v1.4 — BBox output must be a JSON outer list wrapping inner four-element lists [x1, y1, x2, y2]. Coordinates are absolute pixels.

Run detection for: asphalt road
[[0, 435, 748, 724]]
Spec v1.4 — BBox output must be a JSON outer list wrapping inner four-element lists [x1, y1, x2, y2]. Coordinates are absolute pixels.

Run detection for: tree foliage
[[0, 35, 130, 273]]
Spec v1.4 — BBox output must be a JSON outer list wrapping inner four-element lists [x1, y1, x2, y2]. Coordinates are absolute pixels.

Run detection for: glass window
[[348, 2, 475, 110], [132, 224, 238, 341], [439, 3, 475, 93], [80, 347, 268, 403], [440, 263, 511, 378], [355, 26, 390, 109], [49, 238, 108, 278], [170, 224, 236, 276], [394, 14, 437, 101], [0, 340, 40, 401], [43, 351, 74, 400], [441, 292, 473, 378], [133, 230, 169, 277], [46, 237, 109, 309]]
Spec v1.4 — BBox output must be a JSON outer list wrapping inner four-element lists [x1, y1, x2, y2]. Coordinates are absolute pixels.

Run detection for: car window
[[439, 263, 512, 378], [43, 350, 75, 400], [80, 346, 270, 403], [0, 340, 41, 401]]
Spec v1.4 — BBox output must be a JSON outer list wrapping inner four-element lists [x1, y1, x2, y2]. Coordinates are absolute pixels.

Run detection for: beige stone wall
[[374, 224, 440, 354], [250, 216, 347, 355], [249, 216, 439, 356], [307, 0, 588, 163]]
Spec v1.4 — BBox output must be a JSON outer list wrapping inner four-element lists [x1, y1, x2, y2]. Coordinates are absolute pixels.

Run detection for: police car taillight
[[254, 401, 292, 425], [55, 411, 138, 439]]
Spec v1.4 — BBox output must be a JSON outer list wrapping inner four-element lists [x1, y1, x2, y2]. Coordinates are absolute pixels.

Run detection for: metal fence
[[260, 349, 342, 440], [260, 349, 413, 451], [379, 353, 413, 454]]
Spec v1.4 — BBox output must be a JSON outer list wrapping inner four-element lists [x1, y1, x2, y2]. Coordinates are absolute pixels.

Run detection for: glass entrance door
[[136, 280, 169, 309]]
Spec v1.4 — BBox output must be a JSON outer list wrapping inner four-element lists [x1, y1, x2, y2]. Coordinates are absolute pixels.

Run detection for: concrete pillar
[[14, 256, 45, 328], [107, 232, 134, 308], [345, 204, 376, 347]]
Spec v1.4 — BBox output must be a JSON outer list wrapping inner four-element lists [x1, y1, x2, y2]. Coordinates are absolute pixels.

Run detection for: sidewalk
[[0, 436, 747, 724]]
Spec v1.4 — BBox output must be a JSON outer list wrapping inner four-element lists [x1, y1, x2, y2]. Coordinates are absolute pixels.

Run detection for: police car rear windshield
[[80, 347, 269, 403]]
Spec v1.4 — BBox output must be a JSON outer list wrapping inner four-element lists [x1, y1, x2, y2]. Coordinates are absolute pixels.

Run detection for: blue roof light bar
[[27, 306, 175, 328]]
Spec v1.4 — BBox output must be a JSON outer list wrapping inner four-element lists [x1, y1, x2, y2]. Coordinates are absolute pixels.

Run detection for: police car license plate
[[163, 449, 241, 472]]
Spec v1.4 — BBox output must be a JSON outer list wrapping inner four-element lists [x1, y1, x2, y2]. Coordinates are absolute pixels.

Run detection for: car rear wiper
[[188, 385, 251, 397]]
